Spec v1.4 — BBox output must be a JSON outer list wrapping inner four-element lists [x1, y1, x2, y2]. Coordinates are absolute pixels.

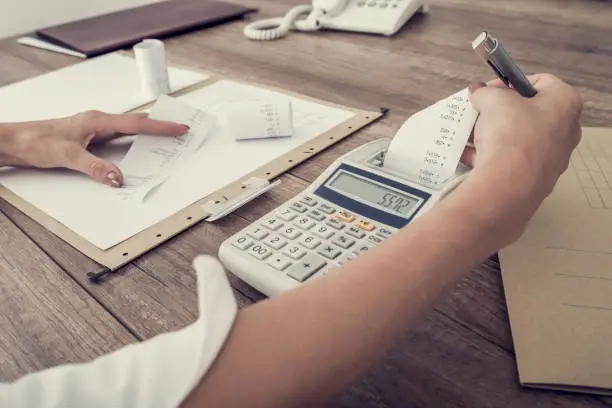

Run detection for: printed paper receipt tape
[[383, 88, 478, 190]]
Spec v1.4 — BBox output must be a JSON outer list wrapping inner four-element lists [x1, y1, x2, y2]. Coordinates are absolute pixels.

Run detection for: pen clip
[[486, 59, 511, 88]]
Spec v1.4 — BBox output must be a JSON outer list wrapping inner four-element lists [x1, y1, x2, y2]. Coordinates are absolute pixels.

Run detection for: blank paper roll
[[133, 39, 171, 100]]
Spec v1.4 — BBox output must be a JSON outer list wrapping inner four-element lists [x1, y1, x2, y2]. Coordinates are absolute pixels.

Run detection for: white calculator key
[[376, 227, 394, 239], [283, 244, 307, 260], [317, 244, 342, 260], [317, 203, 336, 214], [345, 225, 366, 239], [247, 226, 269, 240], [331, 234, 355, 249], [325, 218, 345, 230], [300, 195, 318, 207], [337, 252, 355, 266], [295, 216, 315, 230], [262, 217, 284, 231], [352, 242, 374, 256], [266, 254, 293, 271], [247, 243, 273, 260], [280, 225, 302, 240], [287, 253, 327, 282], [264, 234, 288, 250], [307, 209, 326, 221], [298, 233, 321, 249], [365, 235, 384, 246], [290, 202, 308, 213], [231, 235, 253, 250], [312, 224, 334, 239], [277, 208, 297, 222]]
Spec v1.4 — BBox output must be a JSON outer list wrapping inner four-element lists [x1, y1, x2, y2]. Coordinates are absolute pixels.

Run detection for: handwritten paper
[[383, 88, 478, 190], [116, 95, 215, 202], [228, 100, 294, 140]]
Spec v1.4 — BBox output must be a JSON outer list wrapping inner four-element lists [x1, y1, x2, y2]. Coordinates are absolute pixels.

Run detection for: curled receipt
[[134, 39, 171, 99], [116, 95, 215, 202], [383, 88, 478, 190]]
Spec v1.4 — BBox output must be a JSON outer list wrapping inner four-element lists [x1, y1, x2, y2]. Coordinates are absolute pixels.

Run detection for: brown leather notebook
[[31, 0, 257, 58]]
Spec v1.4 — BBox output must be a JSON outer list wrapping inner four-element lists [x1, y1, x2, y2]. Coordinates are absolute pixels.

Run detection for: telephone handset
[[243, 0, 429, 41]]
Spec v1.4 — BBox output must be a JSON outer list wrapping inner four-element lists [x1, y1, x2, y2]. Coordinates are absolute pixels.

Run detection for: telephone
[[243, 0, 429, 41]]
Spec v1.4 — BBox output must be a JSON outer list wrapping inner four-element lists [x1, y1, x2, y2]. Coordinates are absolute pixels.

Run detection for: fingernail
[[468, 81, 487, 94], [181, 124, 190, 133], [106, 171, 121, 187]]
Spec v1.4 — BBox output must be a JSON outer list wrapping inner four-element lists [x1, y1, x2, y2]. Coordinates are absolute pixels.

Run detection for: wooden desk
[[1, 0, 611, 406]]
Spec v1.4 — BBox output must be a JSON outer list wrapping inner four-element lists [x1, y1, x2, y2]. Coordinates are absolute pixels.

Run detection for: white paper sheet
[[16, 36, 87, 59], [116, 95, 215, 203], [383, 88, 478, 189], [0, 80, 355, 250], [228, 100, 294, 140], [0, 53, 207, 123]]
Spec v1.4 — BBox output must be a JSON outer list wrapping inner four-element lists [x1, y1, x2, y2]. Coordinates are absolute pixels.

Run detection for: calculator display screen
[[326, 170, 421, 218]]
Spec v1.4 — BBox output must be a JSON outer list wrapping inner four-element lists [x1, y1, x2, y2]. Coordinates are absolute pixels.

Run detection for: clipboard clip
[[202, 177, 281, 222]]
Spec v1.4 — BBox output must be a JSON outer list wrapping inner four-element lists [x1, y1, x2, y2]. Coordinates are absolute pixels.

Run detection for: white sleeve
[[0, 255, 238, 408]]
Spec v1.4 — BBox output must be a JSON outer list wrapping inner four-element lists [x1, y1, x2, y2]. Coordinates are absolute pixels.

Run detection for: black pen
[[472, 31, 537, 98]]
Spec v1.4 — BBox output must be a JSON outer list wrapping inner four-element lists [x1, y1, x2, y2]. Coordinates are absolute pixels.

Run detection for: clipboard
[[0, 58, 385, 281]]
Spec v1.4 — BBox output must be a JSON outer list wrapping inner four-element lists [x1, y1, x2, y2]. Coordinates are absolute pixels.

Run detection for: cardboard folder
[[26, 0, 256, 58]]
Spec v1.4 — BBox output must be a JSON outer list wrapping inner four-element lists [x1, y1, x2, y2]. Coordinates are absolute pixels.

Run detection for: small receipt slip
[[228, 100, 294, 140], [383, 88, 478, 190], [116, 95, 215, 202]]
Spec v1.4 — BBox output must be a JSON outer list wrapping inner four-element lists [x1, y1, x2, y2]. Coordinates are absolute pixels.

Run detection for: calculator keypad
[[231, 195, 397, 284]]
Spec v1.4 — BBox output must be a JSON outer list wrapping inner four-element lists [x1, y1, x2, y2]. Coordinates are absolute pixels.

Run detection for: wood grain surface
[[1, 0, 612, 406]]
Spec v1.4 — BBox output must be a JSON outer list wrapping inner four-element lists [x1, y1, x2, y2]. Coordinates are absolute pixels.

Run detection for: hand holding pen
[[472, 31, 538, 98]]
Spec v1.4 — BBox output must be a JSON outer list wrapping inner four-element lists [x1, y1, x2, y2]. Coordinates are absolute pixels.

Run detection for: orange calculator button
[[335, 211, 355, 223], [356, 219, 376, 232]]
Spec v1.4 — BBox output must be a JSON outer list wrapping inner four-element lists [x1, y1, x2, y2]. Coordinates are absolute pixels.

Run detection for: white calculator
[[218, 138, 455, 297]]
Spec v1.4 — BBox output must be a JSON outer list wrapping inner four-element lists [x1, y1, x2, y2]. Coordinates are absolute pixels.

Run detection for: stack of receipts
[[383, 88, 479, 190]]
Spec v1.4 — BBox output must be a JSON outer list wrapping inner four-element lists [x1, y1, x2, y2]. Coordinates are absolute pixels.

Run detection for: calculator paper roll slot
[[134, 39, 171, 100], [382, 88, 478, 190]]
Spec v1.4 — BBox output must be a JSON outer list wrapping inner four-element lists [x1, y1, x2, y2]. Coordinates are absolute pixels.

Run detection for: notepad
[[0, 79, 355, 250]]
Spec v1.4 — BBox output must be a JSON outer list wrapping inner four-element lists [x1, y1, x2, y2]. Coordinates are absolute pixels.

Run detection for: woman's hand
[[0, 110, 189, 187]]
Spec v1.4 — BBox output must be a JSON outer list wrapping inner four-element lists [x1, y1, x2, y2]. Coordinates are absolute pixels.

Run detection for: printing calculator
[[218, 138, 462, 297]]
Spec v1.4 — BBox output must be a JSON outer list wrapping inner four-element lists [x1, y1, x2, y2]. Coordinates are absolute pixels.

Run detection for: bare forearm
[[0, 123, 23, 167], [182, 159, 533, 408]]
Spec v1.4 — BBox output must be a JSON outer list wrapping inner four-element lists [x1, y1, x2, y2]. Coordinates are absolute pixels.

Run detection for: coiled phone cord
[[243, 5, 325, 41]]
